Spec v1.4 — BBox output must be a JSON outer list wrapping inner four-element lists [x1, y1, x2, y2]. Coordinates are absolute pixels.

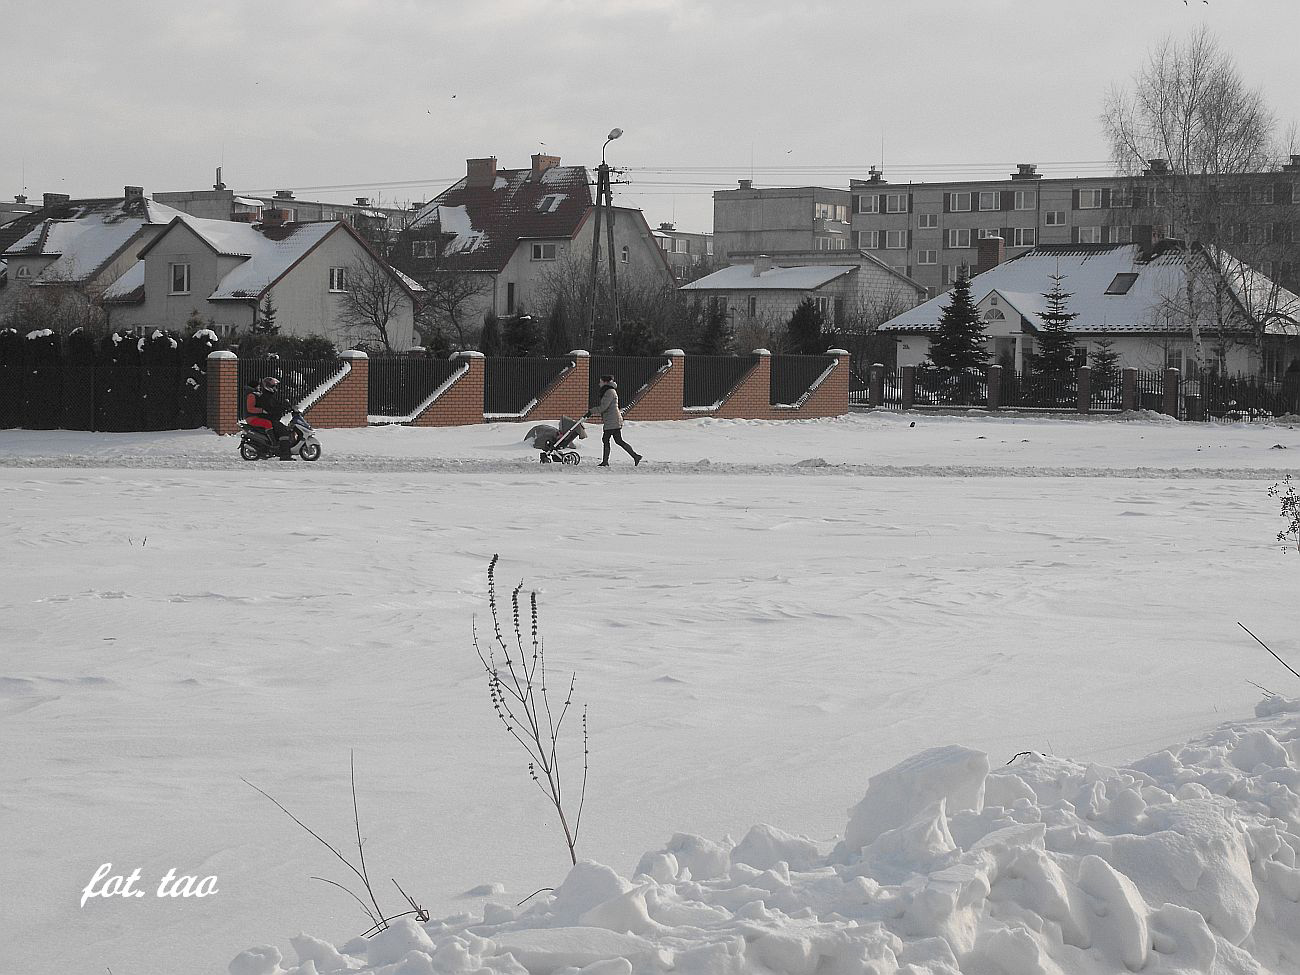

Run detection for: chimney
[[737, 179, 753, 190], [15, 194, 27, 204], [1144, 158, 1170, 176], [42, 192, 70, 209], [751, 255, 773, 277], [866, 165, 886, 184], [975, 235, 1005, 275], [261, 209, 286, 228], [124, 185, 144, 205], [214, 166, 225, 191], [466, 157, 498, 189], [1011, 163, 1040, 181], [1283, 155, 1300, 172], [355, 197, 370, 207], [531, 153, 561, 176], [274, 189, 295, 201], [659, 222, 674, 231]]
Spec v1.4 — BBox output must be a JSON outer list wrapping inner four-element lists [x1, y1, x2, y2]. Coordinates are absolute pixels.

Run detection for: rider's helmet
[[259, 376, 281, 393]]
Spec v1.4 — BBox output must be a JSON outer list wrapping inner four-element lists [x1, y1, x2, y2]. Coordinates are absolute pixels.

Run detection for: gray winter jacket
[[594, 383, 623, 430]]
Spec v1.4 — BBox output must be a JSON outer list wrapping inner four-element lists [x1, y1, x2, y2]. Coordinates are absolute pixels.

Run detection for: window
[[706, 239, 714, 255], [674, 239, 689, 254], [1105, 272, 1139, 295], [977, 228, 1001, 239], [857, 230, 878, 249], [886, 230, 907, 249], [979, 191, 998, 211], [15, 265, 30, 279], [413, 240, 438, 259], [747, 296, 757, 317], [1013, 228, 1035, 247], [531, 242, 557, 261], [885, 193, 907, 213], [857, 195, 879, 214], [1252, 184, 1275, 205], [918, 250, 937, 265], [814, 295, 833, 318], [1077, 226, 1102, 244], [506, 282, 516, 313], [1110, 225, 1133, 243], [918, 212, 938, 229], [211, 323, 236, 338], [948, 228, 971, 248], [657, 237, 670, 252], [328, 267, 347, 291], [1014, 190, 1036, 210], [949, 192, 971, 212], [620, 245, 629, 263], [835, 204, 849, 222], [1045, 210, 1066, 226], [833, 237, 846, 249], [1110, 187, 1131, 208], [815, 202, 833, 220], [815, 236, 832, 250], [1251, 225, 1270, 245], [1078, 189, 1104, 209], [537, 194, 563, 213], [169, 263, 190, 294], [984, 308, 1006, 321], [709, 296, 727, 316]]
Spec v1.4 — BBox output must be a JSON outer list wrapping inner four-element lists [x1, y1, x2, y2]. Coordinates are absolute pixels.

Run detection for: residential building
[[1, 194, 40, 228], [395, 154, 673, 325], [681, 249, 925, 334], [849, 159, 1300, 299], [0, 188, 180, 315], [101, 213, 419, 348], [713, 183, 852, 261], [877, 236, 1299, 377], [653, 223, 714, 282]]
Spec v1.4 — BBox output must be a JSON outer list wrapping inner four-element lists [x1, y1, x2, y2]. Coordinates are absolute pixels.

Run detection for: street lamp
[[603, 128, 623, 164], [589, 127, 625, 350]]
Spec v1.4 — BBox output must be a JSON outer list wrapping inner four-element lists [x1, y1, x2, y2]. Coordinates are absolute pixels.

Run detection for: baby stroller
[[527, 415, 586, 465]]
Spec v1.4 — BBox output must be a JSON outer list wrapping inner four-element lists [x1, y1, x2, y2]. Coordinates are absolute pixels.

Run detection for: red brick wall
[[409, 353, 485, 427], [206, 352, 240, 435], [623, 353, 685, 421], [713, 351, 849, 421], [524, 353, 590, 422], [304, 352, 368, 429]]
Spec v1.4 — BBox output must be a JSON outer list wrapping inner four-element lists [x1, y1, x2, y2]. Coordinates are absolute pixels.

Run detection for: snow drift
[[234, 697, 1300, 975]]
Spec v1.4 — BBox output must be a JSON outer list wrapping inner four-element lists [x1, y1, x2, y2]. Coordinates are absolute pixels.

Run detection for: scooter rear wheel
[[239, 442, 261, 461]]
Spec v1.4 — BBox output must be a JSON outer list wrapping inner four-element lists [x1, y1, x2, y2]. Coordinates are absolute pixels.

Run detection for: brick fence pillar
[[821, 348, 851, 417], [900, 364, 916, 411], [869, 363, 884, 408], [1121, 368, 1138, 411], [410, 351, 485, 427], [1162, 367, 1180, 417], [1076, 365, 1091, 413], [623, 349, 684, 421], [206, 350, 239, 434], [528, 349, 590, 421], [987, 364, 1002, 410], [303, 349, 368, 428], [713, 349, 771, 420]]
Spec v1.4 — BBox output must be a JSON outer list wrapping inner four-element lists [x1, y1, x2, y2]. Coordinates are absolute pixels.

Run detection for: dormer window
[[1105, 272, 1139, 295], [537, 195, 563, 214], [15, 265, 31, 279]]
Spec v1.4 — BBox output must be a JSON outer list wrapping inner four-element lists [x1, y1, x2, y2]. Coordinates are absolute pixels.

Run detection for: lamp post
[[588, 128, 623, 351]]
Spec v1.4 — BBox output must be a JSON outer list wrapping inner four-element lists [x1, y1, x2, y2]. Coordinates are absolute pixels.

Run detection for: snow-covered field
[[3, 411, 1299, 974]]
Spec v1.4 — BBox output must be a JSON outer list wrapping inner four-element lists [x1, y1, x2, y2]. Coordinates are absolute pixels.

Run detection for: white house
[[878, 239, 1300, 378], [101, 213, 420, 349]]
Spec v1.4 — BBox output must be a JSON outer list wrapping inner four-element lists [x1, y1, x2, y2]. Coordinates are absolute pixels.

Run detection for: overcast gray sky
[[5, 0, 1298, 233]]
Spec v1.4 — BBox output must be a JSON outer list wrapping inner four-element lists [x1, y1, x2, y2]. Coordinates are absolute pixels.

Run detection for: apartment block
[[713, 182, 852, 260]]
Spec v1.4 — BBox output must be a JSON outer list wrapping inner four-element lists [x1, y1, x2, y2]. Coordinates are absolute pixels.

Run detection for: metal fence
[[484, 357, 572, 415], [684, 355, 752, 408], [1001, 370, 1076, 410], [912, 366, 990, 408], [237, 358, 344, 417], [1133, 370, 1165, 412], [589, 355, 668, 410], [1198, 373, 1300, 422], [368, 357, 464, 418], [0, 364, 197, 432], [770, 355, 834, 406], [1089, 371, 1124, 411]]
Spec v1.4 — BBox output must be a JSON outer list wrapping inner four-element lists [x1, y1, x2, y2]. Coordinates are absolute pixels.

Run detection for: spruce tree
[[1030, 275, 1079, 380], [478, 312, 503, 356], [695, 303, 734, 355], [504, 313, 541, 356], [786, 297, 826, 355], [544, 299, 572, 356], [1090, 337, 1120, 390], [253, 296, 278, 335], [927, 276, 988, 373]]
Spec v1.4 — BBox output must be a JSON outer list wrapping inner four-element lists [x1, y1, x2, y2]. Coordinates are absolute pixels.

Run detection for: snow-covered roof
[[2, 197, 182, 285], [878, 242, 1293, 335], [681, 263, 857, 291], [99, 260, 145, 303]]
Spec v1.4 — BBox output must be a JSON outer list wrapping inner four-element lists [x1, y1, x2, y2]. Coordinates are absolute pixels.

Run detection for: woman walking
[[589, 373, 642, 467]]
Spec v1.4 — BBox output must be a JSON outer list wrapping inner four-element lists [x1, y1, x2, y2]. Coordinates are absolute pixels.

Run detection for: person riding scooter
[[246, 376, 295, 460]]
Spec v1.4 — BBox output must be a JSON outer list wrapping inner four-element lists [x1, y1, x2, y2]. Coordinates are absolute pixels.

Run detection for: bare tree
[[420, 268, 492, 349], [1103, 26, 1297, 362], [339, 259, 410, 354]]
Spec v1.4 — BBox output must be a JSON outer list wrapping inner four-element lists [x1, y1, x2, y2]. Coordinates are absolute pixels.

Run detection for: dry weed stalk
[[474, 555, 589, 865]]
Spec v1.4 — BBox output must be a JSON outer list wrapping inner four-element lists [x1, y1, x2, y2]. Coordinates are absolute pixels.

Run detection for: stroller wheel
[[563, 451, 580, 465]]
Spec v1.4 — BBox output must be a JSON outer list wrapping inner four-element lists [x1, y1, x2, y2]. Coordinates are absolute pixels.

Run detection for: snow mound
[[237, 701, 1300, 974]]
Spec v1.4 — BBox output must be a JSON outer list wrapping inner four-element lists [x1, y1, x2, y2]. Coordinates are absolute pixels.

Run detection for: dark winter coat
[[594, 383, 623, 430]]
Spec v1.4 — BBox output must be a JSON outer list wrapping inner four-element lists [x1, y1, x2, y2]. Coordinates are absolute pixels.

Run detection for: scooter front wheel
[[299, 442, 322, 462], [239, 442, 261, 461]]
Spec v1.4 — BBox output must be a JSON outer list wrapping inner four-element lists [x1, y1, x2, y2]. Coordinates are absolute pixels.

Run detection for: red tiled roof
[[404, 165, 594, 273]]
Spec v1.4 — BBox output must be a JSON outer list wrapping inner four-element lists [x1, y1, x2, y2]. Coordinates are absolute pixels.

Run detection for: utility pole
[[587, 128, 623, 351]]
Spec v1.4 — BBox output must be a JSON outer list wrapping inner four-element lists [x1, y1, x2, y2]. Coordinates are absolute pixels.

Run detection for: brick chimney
[[751, 255, 773, 277], [355, 197, 370, 207], [659, 222, 674, 231], [43, 192, 70, 209], [1010, 163, 1041, 181], [466, 157, 498, 189], [124, 185, 144, 205], [866, 165, 886, 184], [975, 235, 1005, 275], [274, 189, 295, 201], [1144, 158, 1171, 176], [15, 194, 27, 204], [531, 153, 561, 176], [261, 208, 286, 228]]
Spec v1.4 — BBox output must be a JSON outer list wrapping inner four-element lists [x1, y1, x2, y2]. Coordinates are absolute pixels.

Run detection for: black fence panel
[[911, 366, 989, 408], [60, 366, 96, 431], [1090, 372, 1123, 411], [21, 365, 63, 429], [141, 366, 181, 431], [1002, 371, 1076, 409], [369, 357, 464, 418], [770, 355, 833, 406], [484, 357, 572, 415], [237, 358, 344, 417], [589, 355, 668, 410], [1199, 374, 1300, 421], [684, 355, 752, 408], [1133, 370, 1164, 412], [0, 359, 20, 429], [95, 365, 144, 432]]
